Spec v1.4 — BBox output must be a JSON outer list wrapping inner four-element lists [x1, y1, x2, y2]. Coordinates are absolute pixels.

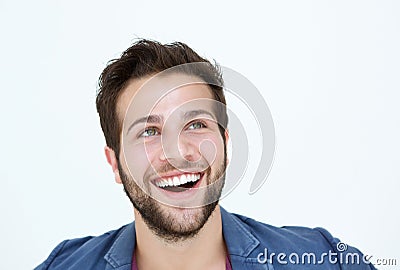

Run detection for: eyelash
[[139, 127, 160, 138], [187, 120, 207, 130], [138, 120, 207, 138]]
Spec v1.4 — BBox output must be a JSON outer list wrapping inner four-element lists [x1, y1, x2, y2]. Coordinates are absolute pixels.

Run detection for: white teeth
[[173, 176, 180, 186], [155, 173, 201, 188], [179, 174, 187, 185]]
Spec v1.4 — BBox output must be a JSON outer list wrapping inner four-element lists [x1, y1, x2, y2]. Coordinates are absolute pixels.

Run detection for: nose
[[159, 132, 199, 163]]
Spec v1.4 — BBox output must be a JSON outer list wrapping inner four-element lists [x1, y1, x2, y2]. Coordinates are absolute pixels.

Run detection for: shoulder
[[34, 224, 131, 270], [228, 211, 335, 252], [223, 209, 376, 269]]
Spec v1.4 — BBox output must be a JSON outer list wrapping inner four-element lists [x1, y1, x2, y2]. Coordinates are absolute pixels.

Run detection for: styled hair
[[96, 39, 227, 157]]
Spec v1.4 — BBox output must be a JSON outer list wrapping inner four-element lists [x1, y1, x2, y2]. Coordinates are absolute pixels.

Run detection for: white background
[[1, 1, 399, 269]]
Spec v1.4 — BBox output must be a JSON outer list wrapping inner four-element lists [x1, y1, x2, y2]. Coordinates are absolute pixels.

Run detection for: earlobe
[[104, 146, 122, 184]]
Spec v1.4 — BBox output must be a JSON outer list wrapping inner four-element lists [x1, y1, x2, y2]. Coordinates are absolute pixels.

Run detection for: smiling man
[[35, 39, 375, 270]]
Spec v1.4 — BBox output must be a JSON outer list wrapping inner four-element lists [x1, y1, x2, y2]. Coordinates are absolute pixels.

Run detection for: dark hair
[[96, 39, 227, 157]]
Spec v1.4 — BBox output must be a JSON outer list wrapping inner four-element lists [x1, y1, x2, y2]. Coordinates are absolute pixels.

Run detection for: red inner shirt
[[131, 251, 232, 270]]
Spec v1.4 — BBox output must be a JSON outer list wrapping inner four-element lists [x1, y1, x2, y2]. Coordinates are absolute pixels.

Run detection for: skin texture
[[105, 74, 229, 269]]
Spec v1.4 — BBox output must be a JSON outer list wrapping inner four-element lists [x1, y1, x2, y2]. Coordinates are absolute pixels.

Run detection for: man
[[36, 39, 375, 269]]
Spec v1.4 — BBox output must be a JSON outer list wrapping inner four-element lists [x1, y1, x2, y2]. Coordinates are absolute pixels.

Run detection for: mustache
[[144, 159, 210, 180]]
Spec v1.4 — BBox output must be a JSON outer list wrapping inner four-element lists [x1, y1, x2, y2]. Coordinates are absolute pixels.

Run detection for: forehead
[[117, 73, 214, 122]]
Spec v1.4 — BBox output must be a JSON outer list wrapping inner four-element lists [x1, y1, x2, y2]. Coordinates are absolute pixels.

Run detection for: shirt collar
[[104, 206, 260, 268], [220, 206, 260, 257], [104, 222, 136, 269]]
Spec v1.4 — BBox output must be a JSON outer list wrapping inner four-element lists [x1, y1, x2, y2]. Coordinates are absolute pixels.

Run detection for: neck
[[134, 205, 227, 270]]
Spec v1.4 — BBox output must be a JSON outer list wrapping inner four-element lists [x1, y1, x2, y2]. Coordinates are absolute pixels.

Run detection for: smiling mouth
[[153, 172, 203, 192]]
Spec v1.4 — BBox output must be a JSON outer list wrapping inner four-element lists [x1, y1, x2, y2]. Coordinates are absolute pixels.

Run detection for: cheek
[[123, 143, 157, 181], [197, 135, 224, 166]]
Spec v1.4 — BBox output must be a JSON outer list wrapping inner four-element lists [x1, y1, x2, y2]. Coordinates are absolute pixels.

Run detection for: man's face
[[116, 73, 227, 242]]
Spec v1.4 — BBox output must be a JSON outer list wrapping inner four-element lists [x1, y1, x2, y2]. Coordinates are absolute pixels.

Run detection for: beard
[[117, 155, 226, 243]]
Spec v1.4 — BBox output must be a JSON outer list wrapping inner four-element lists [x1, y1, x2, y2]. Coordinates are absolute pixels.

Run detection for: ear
[[224, 129, 230, 165], [104, 146, 122, 184]]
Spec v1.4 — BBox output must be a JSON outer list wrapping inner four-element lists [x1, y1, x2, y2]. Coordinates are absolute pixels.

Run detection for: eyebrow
[[126, 109, 216, 135], [126, 114, 163, 134], [182, 109, 216, 122]]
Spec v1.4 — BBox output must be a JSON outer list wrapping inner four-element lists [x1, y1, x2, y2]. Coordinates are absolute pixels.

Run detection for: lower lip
[[152, 174, 204, 200]]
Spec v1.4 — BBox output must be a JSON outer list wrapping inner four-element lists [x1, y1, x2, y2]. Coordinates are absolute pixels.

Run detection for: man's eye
[[140, 128, 159, 137], [187, 121, 206, 130]]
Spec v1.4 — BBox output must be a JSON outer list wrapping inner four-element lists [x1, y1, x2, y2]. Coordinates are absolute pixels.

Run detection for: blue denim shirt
[[35, 207, 375, 269]]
